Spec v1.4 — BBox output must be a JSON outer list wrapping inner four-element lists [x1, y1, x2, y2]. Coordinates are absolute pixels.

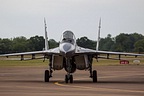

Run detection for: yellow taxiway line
[[54, 80, 144, 93]]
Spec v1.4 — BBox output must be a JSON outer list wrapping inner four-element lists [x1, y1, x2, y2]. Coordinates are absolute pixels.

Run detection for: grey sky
[[0, 0, 144, 41]]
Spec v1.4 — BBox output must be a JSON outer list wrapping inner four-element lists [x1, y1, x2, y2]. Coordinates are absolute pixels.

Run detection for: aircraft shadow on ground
[[1, 79, 144, 84]]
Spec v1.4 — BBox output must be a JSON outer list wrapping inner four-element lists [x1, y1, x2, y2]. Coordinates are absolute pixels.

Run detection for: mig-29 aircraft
[[0, 19, 144, 83]]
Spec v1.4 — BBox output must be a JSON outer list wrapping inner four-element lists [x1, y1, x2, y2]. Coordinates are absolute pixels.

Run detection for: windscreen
[[61, 31, 76, 44], [63, 31, 74, 39]]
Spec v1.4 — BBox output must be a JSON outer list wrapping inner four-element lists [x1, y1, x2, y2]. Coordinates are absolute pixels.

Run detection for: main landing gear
[[92, 70, 97, 83], [45, 70, 97, 83], [89, 63, 97, 83], [44, 69, 53, 82], [44, 68, 53, 82], [45, 57, 53, 82], [45, 70, 50, 82]]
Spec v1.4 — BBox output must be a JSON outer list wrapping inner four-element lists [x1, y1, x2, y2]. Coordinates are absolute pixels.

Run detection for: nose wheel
[[65, 74, 73, 83]]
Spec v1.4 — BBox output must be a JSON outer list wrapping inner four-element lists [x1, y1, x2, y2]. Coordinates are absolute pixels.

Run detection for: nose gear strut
[[65, 58, 74, 83]]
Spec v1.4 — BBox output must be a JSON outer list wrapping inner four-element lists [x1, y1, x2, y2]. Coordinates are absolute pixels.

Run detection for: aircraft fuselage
[[59, 31, 76, 58], [59, 42, 75, 57]]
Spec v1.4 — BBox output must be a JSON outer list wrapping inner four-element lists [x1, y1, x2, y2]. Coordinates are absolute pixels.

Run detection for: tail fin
[[44, 18, 49, 50], [96, 18, 101, 51]]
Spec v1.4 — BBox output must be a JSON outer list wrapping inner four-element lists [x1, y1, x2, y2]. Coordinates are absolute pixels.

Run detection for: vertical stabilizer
[[96, 18, 101, 51], [44, 18, 49, 50]]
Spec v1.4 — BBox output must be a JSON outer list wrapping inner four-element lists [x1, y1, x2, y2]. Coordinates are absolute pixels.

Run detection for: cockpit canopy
[[60, 31, 76, 44]]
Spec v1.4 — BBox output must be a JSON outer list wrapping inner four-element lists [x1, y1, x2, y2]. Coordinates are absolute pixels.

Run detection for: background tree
[[99, 34, 115, 51], [12, 36, 28, 52], [134, 39, 144, 53], [114, 33, 144, 52], [48, 39, 59, 49], [76, 37, 96, 50], [0, 32, 144, 54], [0, 38, 12, 54], [28, 36, 45, 51]]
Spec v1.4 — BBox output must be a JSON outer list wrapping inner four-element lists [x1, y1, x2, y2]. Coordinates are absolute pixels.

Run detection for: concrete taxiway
[[0, 65, 144, 96]]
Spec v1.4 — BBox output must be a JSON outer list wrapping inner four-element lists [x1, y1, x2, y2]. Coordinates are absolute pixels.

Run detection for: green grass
[[94, 57, 144, 66], [0, 59, 48, 67], [0, 57, 143, 67]]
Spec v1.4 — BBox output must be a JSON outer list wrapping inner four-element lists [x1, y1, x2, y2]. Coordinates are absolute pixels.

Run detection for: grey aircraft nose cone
[[63, 43, 71, 52]]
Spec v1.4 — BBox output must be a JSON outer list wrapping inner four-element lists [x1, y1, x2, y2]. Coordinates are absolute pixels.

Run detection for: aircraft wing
[[76, 46, 96, 54], [0, 47, 60, 60], [95, 50, 144, 56], [76, 46, 144, 59]]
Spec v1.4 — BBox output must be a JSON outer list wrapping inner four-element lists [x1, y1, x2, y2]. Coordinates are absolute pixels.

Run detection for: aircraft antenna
[[44, 18, 49, 50], [96, 18, 101, 51]]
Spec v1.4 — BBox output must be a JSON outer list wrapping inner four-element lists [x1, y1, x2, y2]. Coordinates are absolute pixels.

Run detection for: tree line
[[0, 33, 144, 54]]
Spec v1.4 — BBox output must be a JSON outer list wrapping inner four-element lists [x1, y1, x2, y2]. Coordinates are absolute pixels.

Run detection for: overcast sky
[[0, 0, 144, 41]]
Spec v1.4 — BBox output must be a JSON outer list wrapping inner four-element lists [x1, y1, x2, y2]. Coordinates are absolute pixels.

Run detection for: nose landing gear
[[65, 74, 73, 83]]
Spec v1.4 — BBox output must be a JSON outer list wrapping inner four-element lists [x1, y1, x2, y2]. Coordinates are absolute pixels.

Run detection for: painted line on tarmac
[[55, 82, 93, 89], [54, 80, 144, 93]]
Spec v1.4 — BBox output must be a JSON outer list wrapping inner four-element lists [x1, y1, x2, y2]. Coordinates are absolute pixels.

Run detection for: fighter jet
[[0, 19, 144, 83]]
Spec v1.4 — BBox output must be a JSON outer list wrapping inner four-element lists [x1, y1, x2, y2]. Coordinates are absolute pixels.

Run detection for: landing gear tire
[[70, 75, 73, 83], [93, 70, 97, 83], [65, 75, 68, 83], [65, 75, 73, 83], [45, 70, 49, 82]]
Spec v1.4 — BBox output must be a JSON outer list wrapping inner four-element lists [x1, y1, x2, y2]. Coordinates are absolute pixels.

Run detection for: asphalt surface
[[0, 65, 144, 96]]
